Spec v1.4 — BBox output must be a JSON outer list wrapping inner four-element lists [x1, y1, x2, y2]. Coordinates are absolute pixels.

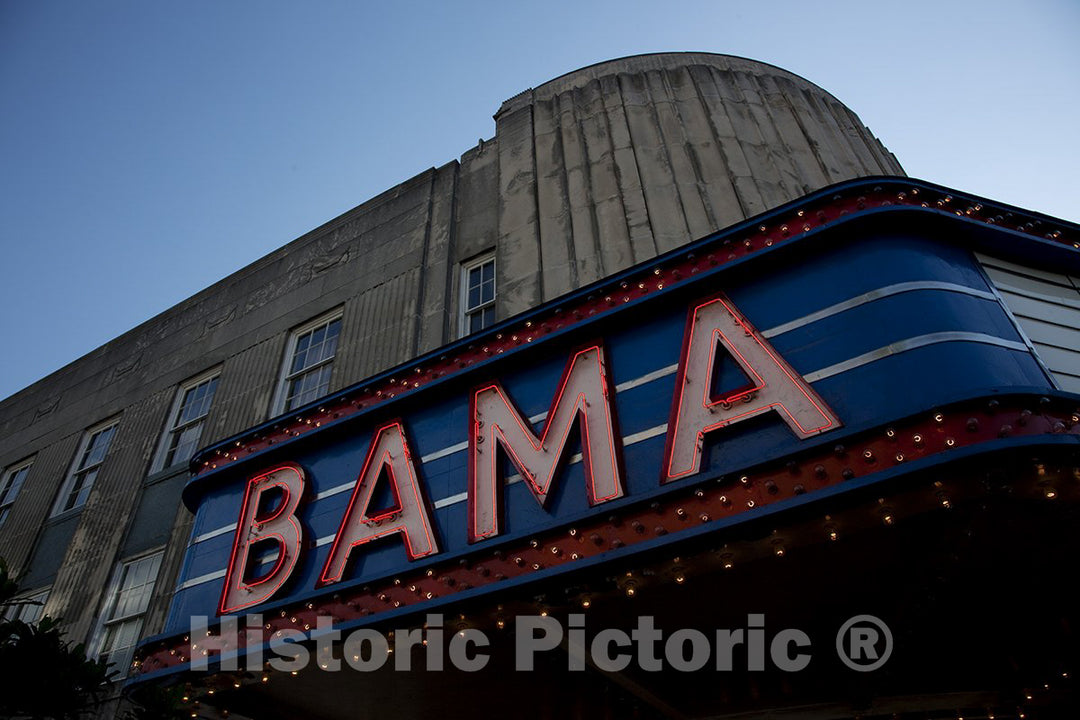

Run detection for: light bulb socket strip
[[135, 393, 1080, 680]]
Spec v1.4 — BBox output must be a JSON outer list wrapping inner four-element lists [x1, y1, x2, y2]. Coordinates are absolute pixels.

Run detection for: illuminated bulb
[[774, 546, 785, 558], [895, 453, 905, 463], [496, 619, 505, 629], [945, 437, 956, 447], [675, 573, 685, 584], [291, 671, 298, 676], [882, 514, 894, 526], [1045, 488, 1057, 499], [625, 582, 637, 597], [261, 675, 268, 683], [581, 597, 591, 608]]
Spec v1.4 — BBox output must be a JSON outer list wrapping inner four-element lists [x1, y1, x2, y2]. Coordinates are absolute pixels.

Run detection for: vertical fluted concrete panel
[[533, 95, 577, 296], [647, 68, 714, 241], [558, 90, 604, 286], [44, 390, 168, 643], [415, 163, 460, 354], [0, 433, 79, 576], [339, 267, 422, 382], [495, 102, 543, 319], [761, 75, 831, 191], [617, 71, 691, 253], [448, 144, 499, 339], [598, 74, 657, 266], [205, 335, 286, 440], [577, 79, 634, 276]]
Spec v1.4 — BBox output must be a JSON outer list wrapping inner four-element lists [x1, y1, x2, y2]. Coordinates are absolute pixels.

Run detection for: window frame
[[270, 308, 344, 418], [89, 550, 163, 679], [150, 367, 221, 474], [51, 418, 119, 517], [459, 253, 496, 338], [0, 457, 33, 527], [3, 588, 49, 625]]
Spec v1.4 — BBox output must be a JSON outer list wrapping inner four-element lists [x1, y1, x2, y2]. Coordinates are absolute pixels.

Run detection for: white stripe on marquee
[[181, 282, 1019, 590]]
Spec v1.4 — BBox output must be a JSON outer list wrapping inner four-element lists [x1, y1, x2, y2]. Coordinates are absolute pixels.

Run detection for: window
[[92, 552, 162, 678], [272, 310, 343, 416], [460, 254, 496, 336], [976, 252, 1080, 393], [152, 369, 220, 473], [0, 458, 32, 527], [3, 589, 48, 625], [52, 420, 118, 516]]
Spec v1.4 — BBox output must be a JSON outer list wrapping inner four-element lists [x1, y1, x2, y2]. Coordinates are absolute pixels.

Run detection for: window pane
[[482, 260, 494, 283], [72, 468, 98, 510], [468, 285, 481, 310], [480, 278, 495, 304], [322, 320, 340, 357], [1, 465, 29, 505], [166, 421, 203, 467], [98, 553, 160, 677], [84, 426, 115, 468], [177, 378, 217, 426], [102, 618, 143, 677]]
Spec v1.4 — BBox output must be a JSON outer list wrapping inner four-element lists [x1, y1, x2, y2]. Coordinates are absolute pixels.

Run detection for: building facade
[[2, 53, 1077, 719]]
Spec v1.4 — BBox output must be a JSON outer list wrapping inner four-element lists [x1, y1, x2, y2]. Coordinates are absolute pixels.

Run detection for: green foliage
[[0, 558, 112, 719]]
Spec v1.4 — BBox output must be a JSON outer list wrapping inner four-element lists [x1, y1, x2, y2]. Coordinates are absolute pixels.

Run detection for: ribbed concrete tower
[[487, 52, 904, 316]]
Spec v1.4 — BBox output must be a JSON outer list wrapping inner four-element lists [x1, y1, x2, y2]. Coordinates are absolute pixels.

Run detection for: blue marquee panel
[[164, 234, 1052, 633]]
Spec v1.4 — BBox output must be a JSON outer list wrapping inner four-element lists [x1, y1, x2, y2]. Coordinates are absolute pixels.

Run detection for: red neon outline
[[218, 464, 305, 615], [467, 344, 624, 542], [319, 421, 439, 586], [663, 295, 839, 482]]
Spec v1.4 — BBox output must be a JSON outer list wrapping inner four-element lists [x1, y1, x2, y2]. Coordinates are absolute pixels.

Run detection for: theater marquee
[[132, 178, 1080, 683]]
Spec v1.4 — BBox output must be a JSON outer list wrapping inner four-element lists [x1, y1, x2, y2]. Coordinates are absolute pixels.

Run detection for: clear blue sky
[[1, 0, 1077, 401]]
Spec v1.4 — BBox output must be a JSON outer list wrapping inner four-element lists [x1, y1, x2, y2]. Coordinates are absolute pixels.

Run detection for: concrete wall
[[0, 53, 902, 653]]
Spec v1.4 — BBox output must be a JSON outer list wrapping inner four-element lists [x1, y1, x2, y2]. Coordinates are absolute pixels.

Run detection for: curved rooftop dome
[[484, 53, 903, 316]]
